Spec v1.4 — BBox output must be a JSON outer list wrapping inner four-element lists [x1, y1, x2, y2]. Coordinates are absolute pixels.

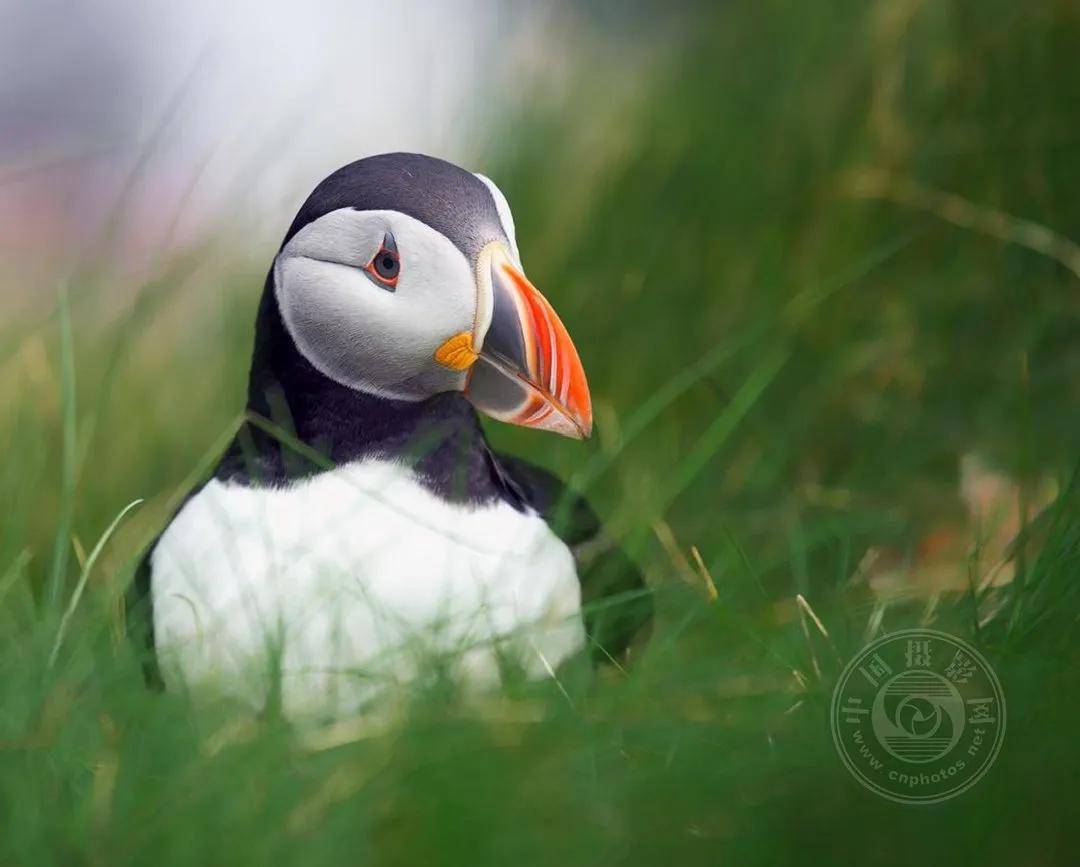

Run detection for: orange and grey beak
[[447, 245, 592, 439]]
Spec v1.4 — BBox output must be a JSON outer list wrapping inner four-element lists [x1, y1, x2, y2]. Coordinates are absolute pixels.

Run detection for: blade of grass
[[47, 285, 78, 609], [48, 498, 144, 670], [0, 549, 32, 606], [652, 347, 789, 522]]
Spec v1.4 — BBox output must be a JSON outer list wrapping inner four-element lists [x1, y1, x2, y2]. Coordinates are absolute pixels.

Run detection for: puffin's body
[[131, 154, 650, 720]]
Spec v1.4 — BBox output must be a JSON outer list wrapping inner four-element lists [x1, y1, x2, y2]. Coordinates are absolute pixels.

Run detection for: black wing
[[494, 453, 653, 667], [127, 551, 165, 689], [125, 480, 214, 691]]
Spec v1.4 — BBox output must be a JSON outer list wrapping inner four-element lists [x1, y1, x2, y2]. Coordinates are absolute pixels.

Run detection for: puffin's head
[[272, 152, 592, 438]]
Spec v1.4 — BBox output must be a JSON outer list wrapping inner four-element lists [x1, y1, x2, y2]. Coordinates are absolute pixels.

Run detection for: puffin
[[129, 153, 651, 720]]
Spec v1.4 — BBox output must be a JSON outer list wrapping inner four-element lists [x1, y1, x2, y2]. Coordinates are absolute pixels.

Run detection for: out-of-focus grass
[[1, 1, 1079, 863]]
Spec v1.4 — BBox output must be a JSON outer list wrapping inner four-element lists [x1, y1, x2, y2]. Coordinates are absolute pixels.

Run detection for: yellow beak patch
[[434, 331, 479, 371]]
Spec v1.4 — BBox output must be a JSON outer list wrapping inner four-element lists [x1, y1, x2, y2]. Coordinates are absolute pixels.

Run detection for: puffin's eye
[[374, 250, 399, 280], [364, 232, 400, 289]]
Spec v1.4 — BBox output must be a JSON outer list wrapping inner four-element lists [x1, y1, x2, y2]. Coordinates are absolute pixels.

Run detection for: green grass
[[2, 1, 1079, 863]]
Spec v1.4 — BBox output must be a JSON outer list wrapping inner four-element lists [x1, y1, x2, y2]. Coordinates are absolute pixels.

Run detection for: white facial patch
[[275, 209, 479, 401]]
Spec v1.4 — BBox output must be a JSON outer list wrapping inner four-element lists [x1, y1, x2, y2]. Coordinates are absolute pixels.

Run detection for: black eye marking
[[363, 231, 400, 290]]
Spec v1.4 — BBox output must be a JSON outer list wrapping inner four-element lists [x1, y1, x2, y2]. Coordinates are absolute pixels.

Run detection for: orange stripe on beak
[[465, 248, 592, 439]]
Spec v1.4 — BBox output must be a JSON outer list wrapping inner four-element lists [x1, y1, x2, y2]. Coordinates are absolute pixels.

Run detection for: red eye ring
[[364, 239, 400, 288]]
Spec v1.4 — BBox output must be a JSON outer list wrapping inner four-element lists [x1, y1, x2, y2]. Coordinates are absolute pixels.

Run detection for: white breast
[[150, 460, 584, 721]]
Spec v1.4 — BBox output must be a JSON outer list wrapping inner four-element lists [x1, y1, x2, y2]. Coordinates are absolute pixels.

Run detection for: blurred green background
[[1, 0, 1078, 863]]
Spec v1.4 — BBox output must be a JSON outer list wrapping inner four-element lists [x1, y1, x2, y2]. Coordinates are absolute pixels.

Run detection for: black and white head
[[268, 152, 592, 438]]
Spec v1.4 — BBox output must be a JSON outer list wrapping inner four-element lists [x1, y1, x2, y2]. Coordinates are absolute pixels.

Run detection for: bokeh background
[[1, 0, 1078, 863]]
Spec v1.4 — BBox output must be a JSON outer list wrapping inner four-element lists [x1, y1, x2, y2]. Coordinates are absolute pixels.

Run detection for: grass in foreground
[[1, 1, 1079, 863]]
